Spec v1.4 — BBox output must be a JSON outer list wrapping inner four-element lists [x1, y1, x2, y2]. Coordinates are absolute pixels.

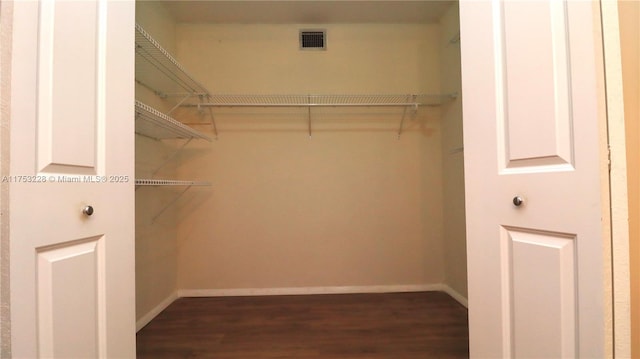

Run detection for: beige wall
[[135, 2, 181, 323], [174, 23, 447, 291], [619, 1, 640, 356], [439, 3, 467, 300], [176, 23, 441, 94]]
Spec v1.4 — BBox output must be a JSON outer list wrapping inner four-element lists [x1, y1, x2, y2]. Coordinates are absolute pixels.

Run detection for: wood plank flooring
[[136, 291, 469, 358]]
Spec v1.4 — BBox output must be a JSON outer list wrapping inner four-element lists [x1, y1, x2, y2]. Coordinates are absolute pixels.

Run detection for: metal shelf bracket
[[152, 138, 193, 177], [135, 179, 211, 223], [397, 94, 418, 139]]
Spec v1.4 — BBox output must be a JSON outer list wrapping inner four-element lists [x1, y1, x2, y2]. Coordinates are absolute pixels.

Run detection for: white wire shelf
[[135, 179, 211, 186], [192, 93, 457, 108], [184, 93, 457, 138], [135, 24, 218, 138], [135, 101, 212, 141], [135, 23, 210, 98]]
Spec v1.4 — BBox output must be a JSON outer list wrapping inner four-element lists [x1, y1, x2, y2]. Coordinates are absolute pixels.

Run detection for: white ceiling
[[160, 1, 455, 24]]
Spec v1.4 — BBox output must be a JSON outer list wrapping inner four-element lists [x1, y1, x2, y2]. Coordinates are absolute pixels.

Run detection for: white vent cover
[[300, 30, 326, 50]]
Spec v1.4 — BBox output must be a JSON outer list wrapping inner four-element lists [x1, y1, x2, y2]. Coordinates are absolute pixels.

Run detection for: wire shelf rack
[[135, 179, 211, 186], [135, 24, 218, 138], [200, 94, 456, 107], [186, 93, 457, 138], [135, 24, 210, 98], [135, 100, 212, 141]]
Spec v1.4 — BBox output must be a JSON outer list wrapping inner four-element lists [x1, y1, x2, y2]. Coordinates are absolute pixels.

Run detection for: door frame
[[0, 0, 13, 356], [601, 0, 634, 356]]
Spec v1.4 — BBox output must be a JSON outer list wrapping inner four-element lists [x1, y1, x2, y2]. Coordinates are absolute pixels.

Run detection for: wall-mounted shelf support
[[200, 95, 219, 140], [307, 95, 312, 138], [135, 179, 211, 222], [152, 138, 193, 177], [168, 93, 193, 115], [397, 94, 418, 139]]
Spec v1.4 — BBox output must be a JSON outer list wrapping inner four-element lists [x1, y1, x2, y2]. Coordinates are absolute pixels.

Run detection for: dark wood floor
[[136, 291, 469, 358]]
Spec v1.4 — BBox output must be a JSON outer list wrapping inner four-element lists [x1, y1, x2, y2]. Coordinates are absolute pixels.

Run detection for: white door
[[460, 1, 610, 358], [8, 1, 135, 357]]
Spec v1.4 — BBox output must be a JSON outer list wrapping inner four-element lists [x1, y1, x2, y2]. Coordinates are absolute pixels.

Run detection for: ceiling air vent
[[300, 30, 326, 50]]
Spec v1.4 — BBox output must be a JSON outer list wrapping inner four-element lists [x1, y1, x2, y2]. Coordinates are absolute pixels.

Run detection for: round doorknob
[[82, 205, 94, 216], [512, 196, 524, 207]]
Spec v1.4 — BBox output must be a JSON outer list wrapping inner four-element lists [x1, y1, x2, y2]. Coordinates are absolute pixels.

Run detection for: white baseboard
[[441, 284, 468, 308], [136, 291, 179, 332], [178, 284, 443, 298]]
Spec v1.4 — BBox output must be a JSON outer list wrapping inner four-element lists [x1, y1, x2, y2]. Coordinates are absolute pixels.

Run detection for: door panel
[[499, 1, 574, 172], [507, 227, 576, 358], [37, 236, 104, 358], [38, 0, 101, 173], [460, 0, 608, 357], [9, 1, 135, 357]]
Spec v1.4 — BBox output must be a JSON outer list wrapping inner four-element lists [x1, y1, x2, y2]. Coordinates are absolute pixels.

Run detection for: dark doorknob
[[82, 205, 94, 216]]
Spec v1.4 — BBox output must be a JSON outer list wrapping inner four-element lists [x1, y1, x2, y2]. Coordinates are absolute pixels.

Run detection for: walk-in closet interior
[[134, 0, 467, 332]]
